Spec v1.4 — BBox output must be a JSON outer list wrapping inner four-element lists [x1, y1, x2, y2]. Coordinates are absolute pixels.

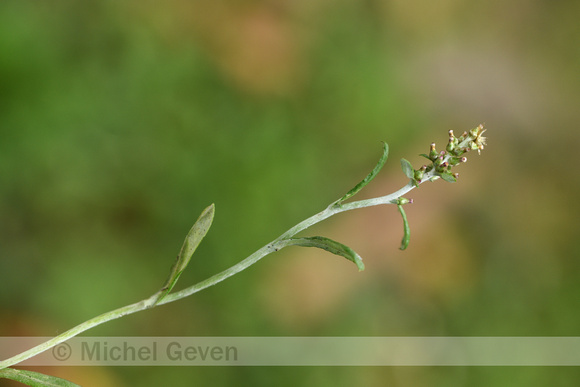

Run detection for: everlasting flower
[[409, 124, 487, 184], [469, 124, 487, 154]]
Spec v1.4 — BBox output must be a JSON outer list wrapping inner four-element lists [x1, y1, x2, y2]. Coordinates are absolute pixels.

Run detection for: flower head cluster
[[412, 124, 486, 184]]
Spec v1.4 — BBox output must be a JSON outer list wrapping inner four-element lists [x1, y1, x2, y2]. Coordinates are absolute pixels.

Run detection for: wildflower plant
[[0, 125, 487, 386]]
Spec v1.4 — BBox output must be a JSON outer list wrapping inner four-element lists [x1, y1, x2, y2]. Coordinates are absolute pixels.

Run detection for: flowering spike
[[415, 124, 486, 183]]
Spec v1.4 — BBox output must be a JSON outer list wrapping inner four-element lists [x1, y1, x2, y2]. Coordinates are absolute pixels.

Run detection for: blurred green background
[[1, 0, 579, 385]]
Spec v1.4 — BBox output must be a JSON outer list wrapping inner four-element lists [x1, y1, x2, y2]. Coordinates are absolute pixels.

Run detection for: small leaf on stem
[[336, 142, 389, 205], [400, 158, 414, 179], [0, 368, 80, 387], [284, 236, 365, 271], [155, 203, 215, 304]]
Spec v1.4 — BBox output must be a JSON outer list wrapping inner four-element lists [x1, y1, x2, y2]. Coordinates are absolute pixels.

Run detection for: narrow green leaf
[[439, 172, 457, 183], [285, 236, 365, 271], [400, 158, 414, 179], [337, 142, 388, 204], [397, 204, 411, 250], [156, 203, 215, 303], [419, 153, 431, 160], [0, 368, 80, 387]]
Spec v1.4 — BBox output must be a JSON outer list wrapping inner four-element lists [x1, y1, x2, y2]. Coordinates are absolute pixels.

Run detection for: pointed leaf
[[156, 203, 215, 303], [0, 368, 80, 387], [397, 204, 411, 250], [439, 172, 457, 183], [400, 158, 414, 179], [337, 142, 388, 204], [284, 236, 365, 271]]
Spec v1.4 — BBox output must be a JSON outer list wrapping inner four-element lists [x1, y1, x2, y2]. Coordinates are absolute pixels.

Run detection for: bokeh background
[[1, 0, 579, 385]]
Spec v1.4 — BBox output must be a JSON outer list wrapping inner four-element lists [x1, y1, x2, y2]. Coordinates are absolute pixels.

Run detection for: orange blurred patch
[[135, 1, 306, 96], [206, 6, 304, 95], [258, 248, 364, 330]]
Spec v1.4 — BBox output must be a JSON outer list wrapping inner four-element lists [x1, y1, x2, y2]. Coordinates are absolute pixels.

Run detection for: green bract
[[400, 158, 414, 179]]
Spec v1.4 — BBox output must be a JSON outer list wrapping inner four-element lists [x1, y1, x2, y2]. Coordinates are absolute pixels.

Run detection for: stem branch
[[0, 181, 419, 370]]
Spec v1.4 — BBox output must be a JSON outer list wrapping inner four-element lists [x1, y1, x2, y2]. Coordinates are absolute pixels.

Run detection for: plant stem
[[161, 180, 418, 304], [0, 180, 419, 370], [0, 299, 152, 370]]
